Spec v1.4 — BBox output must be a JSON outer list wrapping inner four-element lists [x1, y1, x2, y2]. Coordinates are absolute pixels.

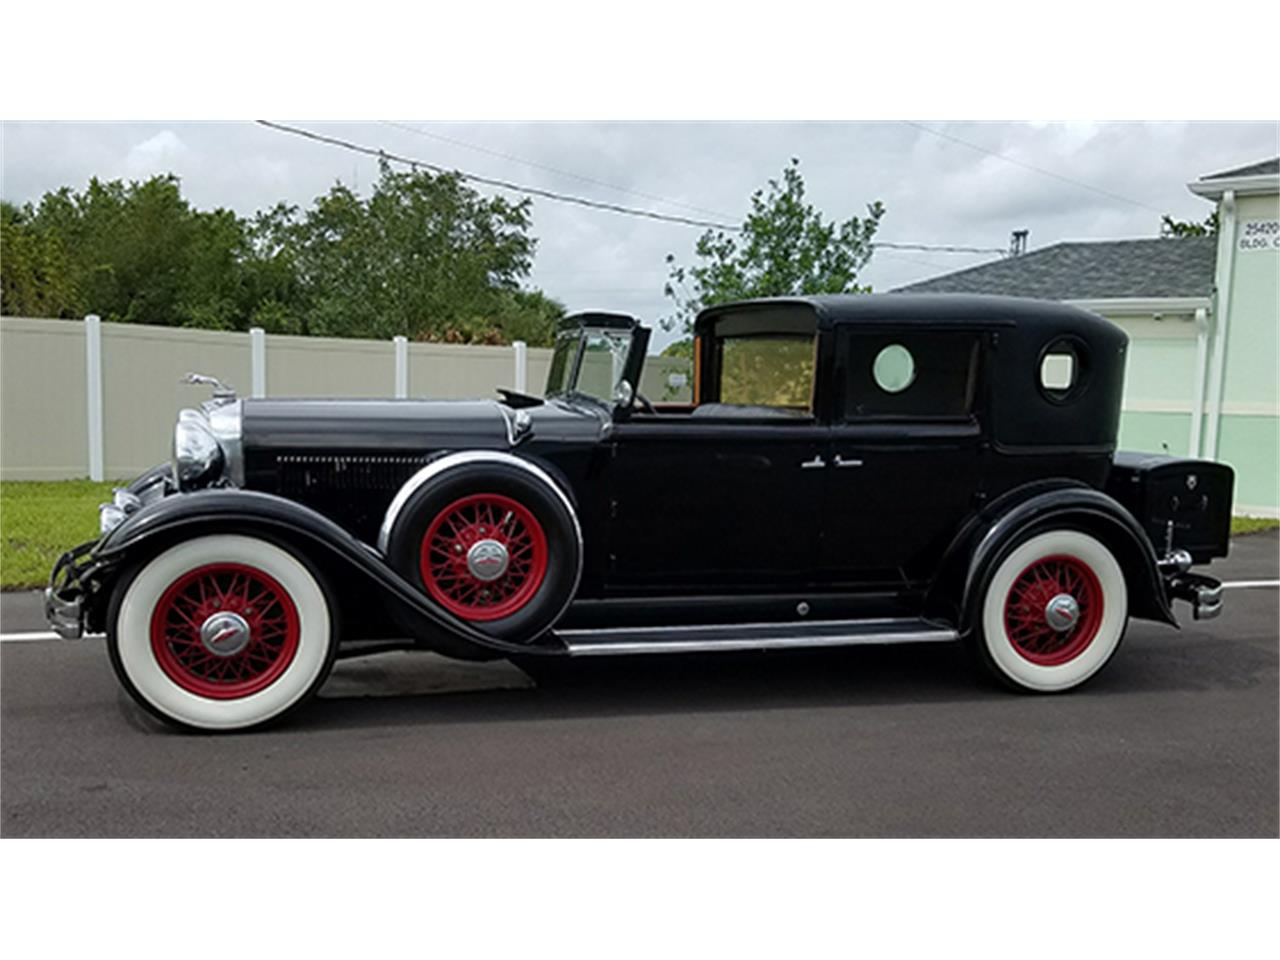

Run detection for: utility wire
[[257, 120, 1009, 256], [874, 241, 1005, 255], [256, 120, 742, 231], [378, 120, 738, 221], [903, 121, 1164, 214]]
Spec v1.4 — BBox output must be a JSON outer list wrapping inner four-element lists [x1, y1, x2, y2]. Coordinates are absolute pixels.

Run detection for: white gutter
[[1202, 190, 1237, 461], [1188, 172, 1279, 200], [1189, 305, 1210, 457], [1065, 296, 1211, 316]]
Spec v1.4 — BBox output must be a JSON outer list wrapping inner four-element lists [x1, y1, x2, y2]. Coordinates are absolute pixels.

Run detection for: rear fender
[[92, 489, 555, 659], [928, 482, 1176, 634]]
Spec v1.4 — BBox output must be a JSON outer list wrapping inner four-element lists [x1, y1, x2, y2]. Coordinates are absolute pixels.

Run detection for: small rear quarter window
[[1039, 339, 1085, 401]]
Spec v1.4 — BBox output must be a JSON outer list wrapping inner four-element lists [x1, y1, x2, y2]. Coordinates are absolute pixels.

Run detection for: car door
[[606, 418, 828, 591], [820, 327, 987, 588]]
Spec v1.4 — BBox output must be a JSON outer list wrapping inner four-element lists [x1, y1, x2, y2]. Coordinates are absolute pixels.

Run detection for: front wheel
[[974, 529, 1129, 693], [107, 534, 336, 731]]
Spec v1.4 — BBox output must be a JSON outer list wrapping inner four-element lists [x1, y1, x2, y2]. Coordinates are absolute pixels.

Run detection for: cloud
[[123, 129, 190, 179]]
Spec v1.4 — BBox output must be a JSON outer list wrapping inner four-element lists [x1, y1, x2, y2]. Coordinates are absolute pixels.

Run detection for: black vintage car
[[47, 294, 1232, 730]]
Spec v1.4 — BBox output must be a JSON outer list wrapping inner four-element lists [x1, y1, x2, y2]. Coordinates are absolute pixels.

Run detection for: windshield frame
[[543, 314, 646, 408]]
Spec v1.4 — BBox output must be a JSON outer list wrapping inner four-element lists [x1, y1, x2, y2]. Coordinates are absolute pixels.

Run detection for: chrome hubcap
[[466, 539, 510, 582], [199, 611, 251, 657], [1044, 593, 1081, 633]]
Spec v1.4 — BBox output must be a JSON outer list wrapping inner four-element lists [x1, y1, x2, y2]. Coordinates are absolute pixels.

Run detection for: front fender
[[93, 488, 560, 659], [928, 482, 1177, 633]]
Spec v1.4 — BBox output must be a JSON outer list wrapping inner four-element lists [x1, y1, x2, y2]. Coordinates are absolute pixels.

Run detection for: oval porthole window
[[873, 343, 916, 394], [1039, 340, 1081, 400]]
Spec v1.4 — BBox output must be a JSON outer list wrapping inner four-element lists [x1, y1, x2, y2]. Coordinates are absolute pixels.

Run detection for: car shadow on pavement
[[250, 622, 1277, 736]]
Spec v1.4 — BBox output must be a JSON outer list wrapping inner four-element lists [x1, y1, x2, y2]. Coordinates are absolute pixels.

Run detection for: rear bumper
[[1165, 572, 1224, 621]]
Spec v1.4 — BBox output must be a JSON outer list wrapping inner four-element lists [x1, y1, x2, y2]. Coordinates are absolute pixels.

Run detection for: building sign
[[1238, 219, 1280, 253]]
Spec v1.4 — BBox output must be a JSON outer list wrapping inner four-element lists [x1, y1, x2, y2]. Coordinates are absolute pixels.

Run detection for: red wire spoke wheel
[[1003, 554, 1104, 666], [420, 493, 549, 621], [149, 562, 300, 699]]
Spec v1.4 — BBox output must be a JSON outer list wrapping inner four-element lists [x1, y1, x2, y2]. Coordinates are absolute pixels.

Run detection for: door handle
[[833, 455, 863, 468], [799, 455, 826, 470]]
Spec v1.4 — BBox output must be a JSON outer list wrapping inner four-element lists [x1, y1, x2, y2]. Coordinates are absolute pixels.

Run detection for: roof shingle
[[1201, 157, 1279, 180], [892, 237, 1216, 300]]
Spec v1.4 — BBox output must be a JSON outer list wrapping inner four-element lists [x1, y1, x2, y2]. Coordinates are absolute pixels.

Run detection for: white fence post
[[393, 335, 408, 398], [513, 340, 527, 393], [250, 327, 266, 398], [85, 314, 104, 482]]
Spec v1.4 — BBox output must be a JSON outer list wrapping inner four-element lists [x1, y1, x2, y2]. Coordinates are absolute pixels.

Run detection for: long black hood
[[243, 398, 513, 453]]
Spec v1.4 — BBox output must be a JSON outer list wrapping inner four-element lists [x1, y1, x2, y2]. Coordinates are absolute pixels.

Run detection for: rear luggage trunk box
[[1106, 451, 1234, 562]]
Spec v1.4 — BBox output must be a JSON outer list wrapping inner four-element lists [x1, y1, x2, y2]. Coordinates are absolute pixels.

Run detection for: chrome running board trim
[[559, 618, 958, 657]]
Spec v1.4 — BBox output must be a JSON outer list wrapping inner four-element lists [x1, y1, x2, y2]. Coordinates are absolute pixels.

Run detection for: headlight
[[205, 399, 243, 486], [173, 409, 223, 488], [99, 489, 142, 535]]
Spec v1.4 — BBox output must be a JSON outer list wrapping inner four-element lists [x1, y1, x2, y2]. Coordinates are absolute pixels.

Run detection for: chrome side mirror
[[613, 380, 634, 407]]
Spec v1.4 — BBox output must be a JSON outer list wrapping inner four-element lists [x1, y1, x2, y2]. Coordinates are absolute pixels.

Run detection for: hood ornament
[[182, 372, 237, 400]]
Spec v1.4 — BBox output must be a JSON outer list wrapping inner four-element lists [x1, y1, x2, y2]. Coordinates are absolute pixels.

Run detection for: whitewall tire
[[108, 534, 335, 731], [976, 529, 1128, 693]]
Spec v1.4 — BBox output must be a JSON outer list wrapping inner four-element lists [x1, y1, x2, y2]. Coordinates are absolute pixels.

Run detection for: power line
[[255, 120, 742, 231], [874, 241, 1005, 256], [903, 121, 1164, 214], [378, 120, 738, 221], [257, 121, 1012, 256]]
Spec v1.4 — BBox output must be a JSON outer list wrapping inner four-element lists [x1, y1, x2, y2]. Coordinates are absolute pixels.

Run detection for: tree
[[1, 202, 78, 316], [1161, 212, 1218, 238], [261, 162, 562, 343], [662, 158, 885, 337], [1, 166, 564, 345]]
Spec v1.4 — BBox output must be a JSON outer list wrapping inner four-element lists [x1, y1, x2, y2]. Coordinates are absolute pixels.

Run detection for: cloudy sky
[[3, 121, 1276, 350]]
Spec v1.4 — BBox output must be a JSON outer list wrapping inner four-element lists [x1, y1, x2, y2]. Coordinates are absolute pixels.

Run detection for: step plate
[[558, 617, 958, 657]]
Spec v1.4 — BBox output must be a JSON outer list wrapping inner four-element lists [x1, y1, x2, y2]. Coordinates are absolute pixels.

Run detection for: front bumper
[[44, 540, 102, 639], [1166, 571, 1224, 621]]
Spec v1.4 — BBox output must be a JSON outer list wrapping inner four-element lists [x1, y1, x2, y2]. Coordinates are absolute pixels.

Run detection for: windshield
[[544, 327, 635, 404]]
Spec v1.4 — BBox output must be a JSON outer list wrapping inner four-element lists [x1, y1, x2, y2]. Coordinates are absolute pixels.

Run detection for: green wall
[[1118, 410, 1193, 458]]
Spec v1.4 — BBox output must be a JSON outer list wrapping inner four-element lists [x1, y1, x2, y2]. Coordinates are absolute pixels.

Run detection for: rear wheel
[[108, 534, 336, 731], [974, 529, 1129, 692]]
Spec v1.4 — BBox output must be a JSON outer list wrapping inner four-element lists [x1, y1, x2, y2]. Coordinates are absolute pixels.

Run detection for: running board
[[557, 617, 958, 657]]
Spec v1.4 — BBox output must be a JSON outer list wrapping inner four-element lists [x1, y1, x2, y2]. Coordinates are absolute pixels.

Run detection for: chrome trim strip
[[376, 451, 585, 628], [564, 627, 958, 657], [558, 616, 915, 638]]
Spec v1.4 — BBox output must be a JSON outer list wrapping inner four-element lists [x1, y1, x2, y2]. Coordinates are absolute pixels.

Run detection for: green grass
[[1, 480, 118, 589], [1230, 515, 1280, 536], [1, 478, 1277, 590]]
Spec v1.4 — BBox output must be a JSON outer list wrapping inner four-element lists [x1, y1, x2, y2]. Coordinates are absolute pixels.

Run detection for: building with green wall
[[896, 157, 1279, 516]]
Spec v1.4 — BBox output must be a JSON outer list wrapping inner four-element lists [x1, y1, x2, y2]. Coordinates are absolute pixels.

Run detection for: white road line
[[1221, 580, 1280, 590], [0, 631, 103, 643]]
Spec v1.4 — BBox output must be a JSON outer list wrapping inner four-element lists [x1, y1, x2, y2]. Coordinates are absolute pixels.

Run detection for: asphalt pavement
[[2, 533, 1276, 837]]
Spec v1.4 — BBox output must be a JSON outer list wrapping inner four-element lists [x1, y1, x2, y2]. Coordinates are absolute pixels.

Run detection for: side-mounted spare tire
[[383, 457, 582, 642]]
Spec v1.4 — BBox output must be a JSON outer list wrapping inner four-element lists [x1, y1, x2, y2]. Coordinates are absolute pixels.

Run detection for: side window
[[1039, 338, 1085, 402], [717, 335, 816, 410], [843, 331, 980, 419]]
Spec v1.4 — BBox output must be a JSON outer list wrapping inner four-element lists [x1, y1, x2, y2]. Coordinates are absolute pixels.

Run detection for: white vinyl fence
[[0, 316, 693, 481]]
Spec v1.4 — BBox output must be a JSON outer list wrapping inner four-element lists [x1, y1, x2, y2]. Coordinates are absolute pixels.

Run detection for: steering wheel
[[635, 391, 657, 415]]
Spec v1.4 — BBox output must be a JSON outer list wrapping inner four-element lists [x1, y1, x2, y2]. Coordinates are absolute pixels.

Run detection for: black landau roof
[[695, 293, 1130, 451], [695, 293, 1119, 335]]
